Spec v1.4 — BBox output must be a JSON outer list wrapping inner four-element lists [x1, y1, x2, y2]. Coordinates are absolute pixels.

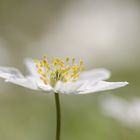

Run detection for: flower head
[[0, 55, 128, 94]]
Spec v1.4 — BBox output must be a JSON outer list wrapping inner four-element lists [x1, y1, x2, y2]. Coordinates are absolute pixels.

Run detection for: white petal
[[78, 68, 110, 82], [0, 67, 24, 79], [24, 58, 40, 80], [6, 77, 38, 90], [78, 81, 129, 94], [54, 81, 83, 94], [37, 82, 53, 92]]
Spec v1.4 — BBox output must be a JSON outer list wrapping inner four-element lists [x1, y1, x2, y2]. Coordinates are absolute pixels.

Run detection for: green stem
[[54, 92, 61, 140]]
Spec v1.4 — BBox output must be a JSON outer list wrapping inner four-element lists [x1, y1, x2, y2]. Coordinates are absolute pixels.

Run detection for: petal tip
[[123, 81, 129, 86]]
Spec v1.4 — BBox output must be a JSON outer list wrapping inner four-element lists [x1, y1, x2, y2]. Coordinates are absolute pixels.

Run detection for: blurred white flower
[[100, 95, 140, 127], [0, 56, 128, 94]]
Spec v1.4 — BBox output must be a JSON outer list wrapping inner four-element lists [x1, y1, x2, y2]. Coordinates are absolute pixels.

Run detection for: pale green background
[[0, 0, 140, 140]]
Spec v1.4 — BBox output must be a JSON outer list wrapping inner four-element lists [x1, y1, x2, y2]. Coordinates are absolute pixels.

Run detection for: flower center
[[35, 55, 84, 87]]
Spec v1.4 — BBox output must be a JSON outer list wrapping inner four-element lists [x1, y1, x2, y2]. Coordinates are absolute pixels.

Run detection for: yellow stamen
[[66, 57, 69, 62], [35, 55, 84, 87], [72, 58, 75, 64]]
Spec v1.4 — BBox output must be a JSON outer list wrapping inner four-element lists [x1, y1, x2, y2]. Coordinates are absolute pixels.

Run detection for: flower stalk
[[54, 92, 61, 140]]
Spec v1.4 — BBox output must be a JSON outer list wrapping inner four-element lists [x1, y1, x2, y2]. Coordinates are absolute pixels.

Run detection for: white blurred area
[[24, 0, 140, 69], [100, 95, 140, 128]]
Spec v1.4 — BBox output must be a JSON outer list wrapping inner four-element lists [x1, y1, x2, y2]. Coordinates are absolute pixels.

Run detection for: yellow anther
[[36, 64, 40, 68], [34, 59, 39, 64], [43, 59, 47, 64], [35, 55, 84, 86], [52, 58, 64, 67], [40, 77, 44, 81], [72, 58, 75, 64], [80, 60, 84, 65], [40, 60, 44, 67], [66, 57, 69, 62], [44, 54, 47, 59], [38, 69, 43, 74], [43, 79, 48, 85], [71, 73, 79, 78], [71, 65, 79, 71]]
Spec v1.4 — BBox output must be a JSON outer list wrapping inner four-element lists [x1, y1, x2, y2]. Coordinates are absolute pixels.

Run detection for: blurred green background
[[0, 0, 140, 140]]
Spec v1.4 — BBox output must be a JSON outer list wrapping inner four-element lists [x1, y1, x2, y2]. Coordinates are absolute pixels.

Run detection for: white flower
[[100, 95, 140, 128], [0, 56, 128, 94]]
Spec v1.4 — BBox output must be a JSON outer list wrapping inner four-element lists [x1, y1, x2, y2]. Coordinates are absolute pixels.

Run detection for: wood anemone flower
[[0, 55, 128, 140], [0, 56, 128, 94]]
